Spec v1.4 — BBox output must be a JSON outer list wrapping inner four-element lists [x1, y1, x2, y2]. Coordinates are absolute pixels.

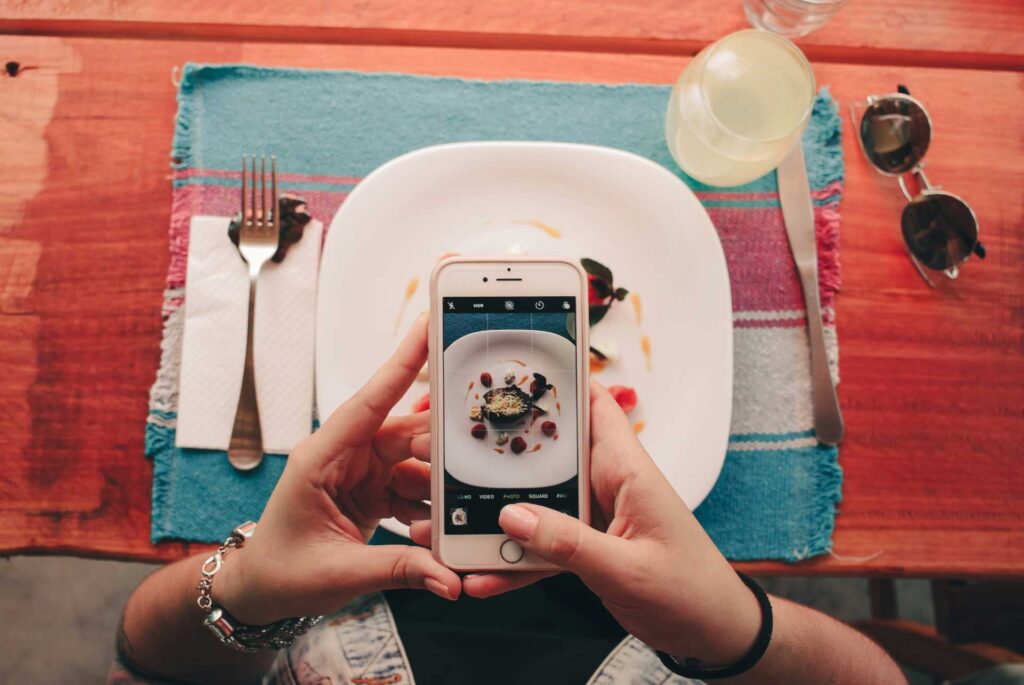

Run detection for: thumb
[[499, 504, 626, 580], [346, 544, 462, 601]]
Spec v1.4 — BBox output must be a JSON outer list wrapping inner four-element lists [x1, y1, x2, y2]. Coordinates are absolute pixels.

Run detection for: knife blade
[[778, 142, 845, 446]]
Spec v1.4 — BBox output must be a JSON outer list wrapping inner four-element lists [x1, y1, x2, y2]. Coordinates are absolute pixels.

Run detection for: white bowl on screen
[[316, 142, 733, 537]]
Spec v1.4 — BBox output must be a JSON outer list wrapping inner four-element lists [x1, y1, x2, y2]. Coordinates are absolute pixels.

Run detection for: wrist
[[213, 548, 280, 626], [668, 572, 763, 666]]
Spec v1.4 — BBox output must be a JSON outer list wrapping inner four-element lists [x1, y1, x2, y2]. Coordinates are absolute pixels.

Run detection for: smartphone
[[430, 257, 590, 571]]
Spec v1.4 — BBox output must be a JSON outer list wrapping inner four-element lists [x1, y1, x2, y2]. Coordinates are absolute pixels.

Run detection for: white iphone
[[430, 257, 590, 571]]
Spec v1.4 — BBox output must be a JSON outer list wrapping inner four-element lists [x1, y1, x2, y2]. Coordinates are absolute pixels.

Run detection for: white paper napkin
[[176, 215, 320, 454]]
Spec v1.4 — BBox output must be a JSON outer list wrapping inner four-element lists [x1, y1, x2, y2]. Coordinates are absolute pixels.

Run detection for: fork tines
[[240, 154, 279, 232]]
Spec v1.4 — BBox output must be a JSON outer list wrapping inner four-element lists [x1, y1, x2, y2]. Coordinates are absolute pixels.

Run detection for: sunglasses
[[852, 85, 985, 286]]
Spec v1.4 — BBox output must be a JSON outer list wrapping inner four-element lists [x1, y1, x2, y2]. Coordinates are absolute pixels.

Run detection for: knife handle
[[798, 267, 845, 446]]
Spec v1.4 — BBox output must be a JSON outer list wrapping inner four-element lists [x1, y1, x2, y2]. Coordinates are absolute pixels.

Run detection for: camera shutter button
[[500, 539, 525, 564]]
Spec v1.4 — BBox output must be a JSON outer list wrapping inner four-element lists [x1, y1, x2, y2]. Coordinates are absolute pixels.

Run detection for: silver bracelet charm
[[196, 521, 323, 653]]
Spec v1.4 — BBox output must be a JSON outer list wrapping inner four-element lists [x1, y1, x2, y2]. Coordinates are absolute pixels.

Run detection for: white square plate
[[316, 142, 733, 536]]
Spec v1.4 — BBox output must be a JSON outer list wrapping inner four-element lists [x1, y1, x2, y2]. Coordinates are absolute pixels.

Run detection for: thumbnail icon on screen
[[450, 508, 468, 526]]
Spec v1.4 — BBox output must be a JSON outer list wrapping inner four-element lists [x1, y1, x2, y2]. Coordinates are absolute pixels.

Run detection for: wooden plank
[[1, 0, 1023, 70], [0, 35, 1021, 574]]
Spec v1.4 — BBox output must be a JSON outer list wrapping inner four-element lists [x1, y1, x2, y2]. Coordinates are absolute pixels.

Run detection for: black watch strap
[[655, 572, 773, 680]]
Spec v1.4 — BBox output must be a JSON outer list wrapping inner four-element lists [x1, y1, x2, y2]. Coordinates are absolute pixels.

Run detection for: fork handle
[[228, 276, 264, 470]]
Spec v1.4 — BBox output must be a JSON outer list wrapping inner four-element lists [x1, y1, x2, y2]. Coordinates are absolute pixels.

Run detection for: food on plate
[[582, 257, 629, 326], [394, 275, 420, 335], [529, 372, 551, 401], [513, 219, 562, 239], [494, 431, 510, 446], [641, 335, 652, 371], [470, 423, 487, 440], [510, 436, 528, 454], [541, 421, 557, 437], [412, 392, 430, 412], [481, 385, 532, 424], [469, 406, 482, 421], [479, 371, 493, 387], [503, 370, 517, 385], [630, 292, 643, 324], [608, 385, 638, 414]]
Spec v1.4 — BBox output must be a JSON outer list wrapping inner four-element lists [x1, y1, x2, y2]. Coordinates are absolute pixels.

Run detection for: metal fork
[[227, 155, 280, 471]]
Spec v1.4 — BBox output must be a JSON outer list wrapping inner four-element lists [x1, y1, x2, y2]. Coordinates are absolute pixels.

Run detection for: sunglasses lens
[[901, 193, 978, 270], [860, 97, 931, 174]]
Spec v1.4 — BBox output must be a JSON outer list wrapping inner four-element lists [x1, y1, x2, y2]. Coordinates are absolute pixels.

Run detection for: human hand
[[217, 315, 461, 625], [445, 381, 760, 665]]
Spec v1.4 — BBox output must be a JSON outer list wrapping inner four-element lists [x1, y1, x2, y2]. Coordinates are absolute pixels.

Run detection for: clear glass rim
[[696, 29, 816, 145]]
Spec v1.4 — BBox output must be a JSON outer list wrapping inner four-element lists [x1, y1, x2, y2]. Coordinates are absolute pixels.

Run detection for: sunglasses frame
[[851, 90, 984, 287]]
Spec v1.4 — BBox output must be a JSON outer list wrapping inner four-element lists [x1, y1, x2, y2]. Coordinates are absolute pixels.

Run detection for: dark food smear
[[228, 193, 313, 263]]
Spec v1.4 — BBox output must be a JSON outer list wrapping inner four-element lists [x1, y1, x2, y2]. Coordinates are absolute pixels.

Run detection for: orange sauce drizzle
[[641, 335, 652, 371], [494, 448, 505, 454], [633, 421, 645, 434], [474, 393, 480, 400], [552, 385, 558, 398], [514, 219, 562, 239], [394, 276, 419, 335], [529, 443, 542, 453], [630, 292, 643, 325], [506, 359, 527, 367], [464, 381, 474, 401], [556, 401, 562, 415], [517, 374, 529, 386]]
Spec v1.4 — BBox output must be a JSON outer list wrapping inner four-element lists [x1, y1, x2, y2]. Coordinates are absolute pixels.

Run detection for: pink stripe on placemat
[[174, 168, 363, 185]]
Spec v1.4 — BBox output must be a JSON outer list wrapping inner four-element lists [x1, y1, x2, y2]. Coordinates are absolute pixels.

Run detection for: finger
[[409, 433, 431, 462], [409, 519, 432, 547], [463, 571, 557, 599], [315, 314, 429, 450], [390, 459, 430, 501], [391, 498, 430, 525], [373, 411, 430, 464], [589, 380, 638, 448], [499, 503, 629, 584], [341, 544, 461, 601]]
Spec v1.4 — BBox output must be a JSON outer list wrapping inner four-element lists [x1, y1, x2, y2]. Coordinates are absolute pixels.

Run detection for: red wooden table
[[0, 2, 1022, 579]]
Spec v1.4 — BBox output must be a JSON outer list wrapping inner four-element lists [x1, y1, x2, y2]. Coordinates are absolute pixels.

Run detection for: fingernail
[[424, 578, 452, 600], [500, 504, 539, 541]]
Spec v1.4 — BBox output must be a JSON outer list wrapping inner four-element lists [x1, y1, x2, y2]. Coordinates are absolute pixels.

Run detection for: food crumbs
[[633, 421, 645, 434], [394, 276, 419, 335], [474, 393, 480, 400], [641, 335, 652, 371], [465, 381, 474, 401], [630, 293, 643, 325], [514, 219, 562, 239]]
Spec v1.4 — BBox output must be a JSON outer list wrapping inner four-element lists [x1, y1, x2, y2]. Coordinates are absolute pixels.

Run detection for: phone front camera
[[483, 277, 488, 283]]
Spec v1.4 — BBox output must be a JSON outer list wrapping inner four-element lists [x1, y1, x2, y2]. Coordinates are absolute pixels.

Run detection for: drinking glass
[[665, 30, 815, 188], [743, 0, 848, 37]]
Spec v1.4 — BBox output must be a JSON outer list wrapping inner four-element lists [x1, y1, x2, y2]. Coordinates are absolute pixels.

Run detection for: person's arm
[[117, 316, 460, 684], [446, 380, 905, 685], [118, 554, 275, 685]]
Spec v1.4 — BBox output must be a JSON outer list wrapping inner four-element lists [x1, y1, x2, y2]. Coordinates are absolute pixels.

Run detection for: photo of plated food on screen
[[441, 299, 579, 535]]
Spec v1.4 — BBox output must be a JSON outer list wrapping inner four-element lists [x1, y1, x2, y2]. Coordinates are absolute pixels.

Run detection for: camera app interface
[[442, 296, 579, 535]]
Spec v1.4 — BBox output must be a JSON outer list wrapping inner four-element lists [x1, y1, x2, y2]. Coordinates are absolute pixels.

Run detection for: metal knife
[[778, 142, 845, 446]]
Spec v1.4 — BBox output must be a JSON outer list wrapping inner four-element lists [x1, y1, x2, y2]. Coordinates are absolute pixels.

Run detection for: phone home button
[[499, 539, 525, 564]]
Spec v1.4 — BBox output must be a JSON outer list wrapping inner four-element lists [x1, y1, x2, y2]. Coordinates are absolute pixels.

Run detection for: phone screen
[[441, 296, 579, 535]]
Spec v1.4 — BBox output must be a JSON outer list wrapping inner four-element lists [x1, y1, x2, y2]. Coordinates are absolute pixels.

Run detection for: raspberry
[[470, 423, 487, 440], [541, 421, 557, 437], [510, 436, 528, 454]]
